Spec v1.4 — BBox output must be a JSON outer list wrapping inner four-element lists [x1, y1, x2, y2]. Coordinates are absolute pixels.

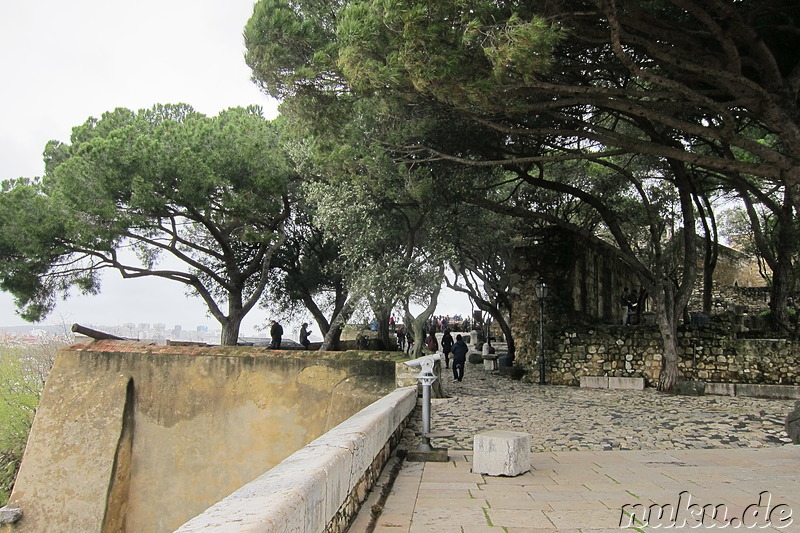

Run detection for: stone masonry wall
[[516, 325, 800, 387], [5, 340, 406, 533]]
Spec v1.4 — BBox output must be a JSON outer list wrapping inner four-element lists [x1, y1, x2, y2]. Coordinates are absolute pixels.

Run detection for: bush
[[0, 341, 58, 506]]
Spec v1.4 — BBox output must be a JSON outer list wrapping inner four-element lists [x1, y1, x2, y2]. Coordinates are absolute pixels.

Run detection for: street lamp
[[534, 277, 549, 385]]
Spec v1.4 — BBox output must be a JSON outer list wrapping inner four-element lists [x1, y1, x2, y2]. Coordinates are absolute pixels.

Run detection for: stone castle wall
[[515, 324, 800, 387], [4, 341, 406, 533]]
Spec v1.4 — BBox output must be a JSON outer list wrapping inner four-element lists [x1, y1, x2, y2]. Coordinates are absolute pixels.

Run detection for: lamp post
[[534, 277, 549, 385]]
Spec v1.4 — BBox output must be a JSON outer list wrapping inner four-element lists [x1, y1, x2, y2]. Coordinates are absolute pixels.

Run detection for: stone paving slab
[[355, 364, 800, 532], [366, 447, 800, 532]]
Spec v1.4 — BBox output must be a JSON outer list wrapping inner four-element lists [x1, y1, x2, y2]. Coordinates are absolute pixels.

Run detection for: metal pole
[[420, 380, 432, 452], [539, 301, 545, 384], [416, 355, 438, 453]]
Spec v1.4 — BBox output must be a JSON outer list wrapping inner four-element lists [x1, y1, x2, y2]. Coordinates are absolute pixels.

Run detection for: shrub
[[0, 340, 58, 506]]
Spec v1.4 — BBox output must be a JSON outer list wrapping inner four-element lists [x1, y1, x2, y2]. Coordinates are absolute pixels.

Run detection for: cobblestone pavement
[[400, 363, 796, 453], [353, 364, 800, 532]]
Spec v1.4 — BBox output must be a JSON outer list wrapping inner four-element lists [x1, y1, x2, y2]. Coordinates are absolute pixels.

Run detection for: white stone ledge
[[175, 386, 417, 532], [580, 376, 644, 390]]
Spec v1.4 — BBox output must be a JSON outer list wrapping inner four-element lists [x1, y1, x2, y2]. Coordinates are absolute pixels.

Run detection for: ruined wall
[[4, 341, 405, 533], [513, 324, 800, 387], [511, 231, 641, 328]]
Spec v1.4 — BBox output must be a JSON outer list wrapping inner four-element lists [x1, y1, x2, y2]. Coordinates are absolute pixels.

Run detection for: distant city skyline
[[0, 275, 473, 341]]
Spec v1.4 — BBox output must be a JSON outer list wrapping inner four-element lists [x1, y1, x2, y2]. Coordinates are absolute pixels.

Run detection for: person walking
[[299, 323, 311, 349], [269, 320, 283, 349], [441, 328, 454, 369], [425, 330, 439, 353], [451, 334, 468, 382]]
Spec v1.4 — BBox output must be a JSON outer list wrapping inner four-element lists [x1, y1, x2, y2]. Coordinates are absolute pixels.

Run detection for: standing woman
[[425, 330, 439, 353], [441, 328, 454, 369]]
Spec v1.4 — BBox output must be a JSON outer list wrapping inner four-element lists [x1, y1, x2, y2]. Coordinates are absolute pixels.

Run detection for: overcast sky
[[0, 0, 280, 334], [0, 1, 470, 336]]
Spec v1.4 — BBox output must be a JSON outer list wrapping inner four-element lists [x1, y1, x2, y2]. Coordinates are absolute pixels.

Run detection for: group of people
[[269, 317, 470, 383], [424, 328, 469, 382], [426, 315, 470, 333], [269, 320, 312, 350]]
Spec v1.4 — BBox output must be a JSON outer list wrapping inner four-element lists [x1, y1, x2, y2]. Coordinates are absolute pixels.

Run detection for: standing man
[[451, 334, 469, 383], [270, 320, 283, 349]]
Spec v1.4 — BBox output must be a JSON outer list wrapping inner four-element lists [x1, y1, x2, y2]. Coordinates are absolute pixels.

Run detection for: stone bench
[[472, 430, 531, 477], [482, 354, 499, 371], [579, 376, 644, 390]]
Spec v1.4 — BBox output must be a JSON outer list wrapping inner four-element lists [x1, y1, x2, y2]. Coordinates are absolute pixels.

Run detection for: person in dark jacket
[[299, 323, 311, 349], [441, 328, 454, 369], [450, 334, 469, 382], [269, 320, 283, 349]]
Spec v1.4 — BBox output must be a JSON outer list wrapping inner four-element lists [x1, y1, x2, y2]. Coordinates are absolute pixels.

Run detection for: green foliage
[[0, 341, 58, 506], [0, 105, 295, 344], [244, 0, 343, 98], [335, 0, 565, 107]]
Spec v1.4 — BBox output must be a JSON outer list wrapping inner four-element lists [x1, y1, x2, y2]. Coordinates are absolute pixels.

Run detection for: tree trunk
[[409, 317, 426, 359], [770, 202, 795, 335], [701, 230, 717, 314], [320, 324, 345, 351], [654, 295, 681, 392], [220, 318, 242, 346], [694, 191, 718, 314], [403, 281, 442, 359], [375, 306, 392, 349], [498, 318, 515, 362], [770, 253, 792, 334], [319, 296, 358, 351], [302, 294, 332, 337]]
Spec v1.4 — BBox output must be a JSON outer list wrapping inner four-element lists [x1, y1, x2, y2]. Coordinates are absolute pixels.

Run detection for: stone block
[[735, 384, 800, 400], [483, 354, 499, 371], [0, 507, 22, 524], [705, 383, 736, 396], [472, 430, 531, 477], [675, 380, 706, 396], [608, 377, 645, 390], [579, 376, 609, 389]]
